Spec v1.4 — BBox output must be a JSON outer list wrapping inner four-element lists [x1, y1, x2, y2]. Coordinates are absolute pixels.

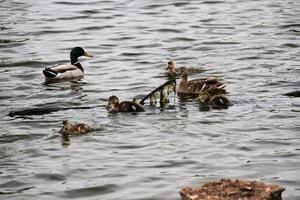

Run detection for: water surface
[[1, 0, 300, 199]]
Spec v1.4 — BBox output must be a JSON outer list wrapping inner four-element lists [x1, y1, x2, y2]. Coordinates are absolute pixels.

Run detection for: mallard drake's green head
[[70, 47, 93, 64]]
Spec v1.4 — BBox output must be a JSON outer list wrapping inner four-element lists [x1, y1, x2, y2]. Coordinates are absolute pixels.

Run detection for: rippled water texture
[[1, 0, 300, 199]]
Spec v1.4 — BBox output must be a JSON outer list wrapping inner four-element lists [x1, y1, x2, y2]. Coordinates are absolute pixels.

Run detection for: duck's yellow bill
[[84, 52, 93, 57]]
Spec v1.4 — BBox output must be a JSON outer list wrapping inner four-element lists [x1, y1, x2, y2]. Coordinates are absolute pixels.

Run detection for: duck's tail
[[43, 68, 58, 78]]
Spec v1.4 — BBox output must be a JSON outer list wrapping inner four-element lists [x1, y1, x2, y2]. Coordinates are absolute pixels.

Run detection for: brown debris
[[180, 179, 285, 200]]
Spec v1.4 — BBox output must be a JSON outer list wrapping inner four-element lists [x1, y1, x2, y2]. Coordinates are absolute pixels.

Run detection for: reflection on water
[[1, 0, 300, 200]]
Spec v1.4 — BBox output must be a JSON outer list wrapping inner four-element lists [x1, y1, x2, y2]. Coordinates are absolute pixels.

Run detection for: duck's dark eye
[[168, 61, 172, 65]]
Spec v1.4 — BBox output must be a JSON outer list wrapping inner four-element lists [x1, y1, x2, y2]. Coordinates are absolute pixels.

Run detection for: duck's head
[[61, 120, 71, 136], [166, 61, 176, 71], [62, 120, 69, 126], [70, 47, 93, 64], [198, 91, 211, 103], [106, 95, 119, 112]]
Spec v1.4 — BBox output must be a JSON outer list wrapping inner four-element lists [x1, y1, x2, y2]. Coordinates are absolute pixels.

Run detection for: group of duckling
[[43, 47, 231, 136]]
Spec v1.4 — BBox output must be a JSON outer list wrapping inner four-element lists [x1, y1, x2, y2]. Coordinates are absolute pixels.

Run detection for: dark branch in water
[[8, 105, 102, 117], [283, 91, 300, 97], [139, 79, 176, 104]]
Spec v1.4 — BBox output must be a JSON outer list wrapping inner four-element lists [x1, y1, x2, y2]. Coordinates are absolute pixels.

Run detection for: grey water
[[1, 0, 300, 199]]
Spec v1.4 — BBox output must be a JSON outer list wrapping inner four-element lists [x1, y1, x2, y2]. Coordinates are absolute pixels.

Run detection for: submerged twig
[[139, 79, 176, 104]]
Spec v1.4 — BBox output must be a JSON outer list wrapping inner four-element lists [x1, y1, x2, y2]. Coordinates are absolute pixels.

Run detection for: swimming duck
[[177, 71, 226, 96], [43, 47, 92, 82], [198, 90, 231, 108], [60, 120, 90, 136], [106, 95, 145, 113], [166, 61, 186, 78], [166, 61, 204, 78]]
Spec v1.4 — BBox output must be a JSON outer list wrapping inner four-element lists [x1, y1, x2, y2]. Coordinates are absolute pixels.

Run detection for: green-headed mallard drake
[[137, 79, 177, 105], [60, 120, 90, 135], [177, 71, 227, 96], [43, 47, 92, 81], [166, 61, 204, 78], [106, 95, 145, 113]]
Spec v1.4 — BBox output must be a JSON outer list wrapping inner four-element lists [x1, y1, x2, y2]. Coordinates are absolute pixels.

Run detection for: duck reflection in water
[[43, 80, 84, 92]]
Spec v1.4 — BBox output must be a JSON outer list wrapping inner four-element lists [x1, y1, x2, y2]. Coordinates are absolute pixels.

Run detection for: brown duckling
[[166, 61, 186, 78], [166, 61, 204, 78], [177, 71, 226, 96], [61, 120, 90, 135], [198, 91, 231, 108], [106, 95, 145, 112]]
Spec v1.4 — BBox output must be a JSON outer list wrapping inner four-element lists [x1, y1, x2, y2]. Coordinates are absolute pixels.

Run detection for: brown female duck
[[106, 95, 145, 112], [61, 120, 90, 135], [177, 71, 226, 96]]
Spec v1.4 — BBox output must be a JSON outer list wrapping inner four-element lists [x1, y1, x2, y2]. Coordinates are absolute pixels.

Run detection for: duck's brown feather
[[119, 101, 145, 112]]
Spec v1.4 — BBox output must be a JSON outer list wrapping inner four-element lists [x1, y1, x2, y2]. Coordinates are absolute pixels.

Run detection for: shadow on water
[[8, 106, 100, 117]]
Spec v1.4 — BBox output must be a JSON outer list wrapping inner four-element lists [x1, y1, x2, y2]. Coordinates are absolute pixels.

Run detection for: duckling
[[106, 95, 145, 113], [43, 47, 92, 82], [60, 120, 90, 136], [166, 61, 204, 78], [177, 71, 226, 96], [166, 61, 186, 78], [198, 91, 231, 108]]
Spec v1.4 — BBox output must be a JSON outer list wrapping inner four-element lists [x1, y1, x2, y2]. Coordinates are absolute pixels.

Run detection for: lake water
[[1, 0, 299, 199]]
